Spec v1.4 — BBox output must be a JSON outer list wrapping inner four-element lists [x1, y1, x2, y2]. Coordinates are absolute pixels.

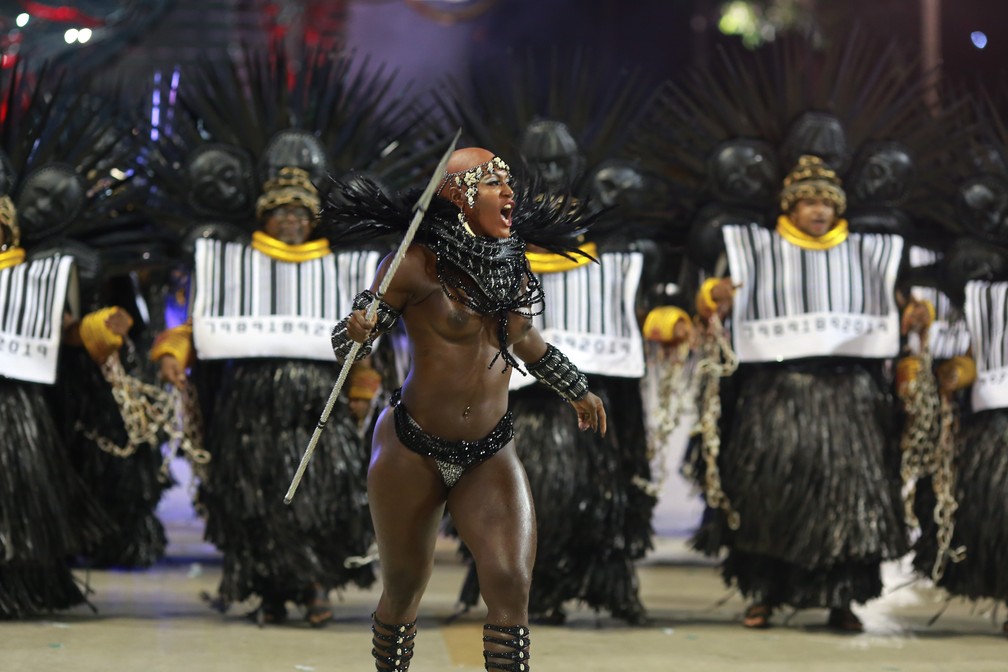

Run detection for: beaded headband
[[780, 154, 847, 215], [256, 166, 321, 219], [439, 156, 511, 208]]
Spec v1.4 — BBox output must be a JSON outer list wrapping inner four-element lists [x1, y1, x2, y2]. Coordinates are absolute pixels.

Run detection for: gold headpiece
[[255, 167, 321, 220], [779, 155, 847, 215], [440, 156, 511, 208], [0, 195, 20, 249]]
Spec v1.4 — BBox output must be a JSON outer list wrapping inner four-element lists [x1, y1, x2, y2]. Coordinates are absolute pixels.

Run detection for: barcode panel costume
[[511, 251, 644, 388], [498, 248, 652, 623], [627, 32, 972, 630], [724, 224, 902, 362], [908, 246, 972, 360], [0, 55, 161, 612], [967, 281, 1008, 408], [0, 255, 74, 384], [692, 222, 908, 610], [191, 239, 378, 360]]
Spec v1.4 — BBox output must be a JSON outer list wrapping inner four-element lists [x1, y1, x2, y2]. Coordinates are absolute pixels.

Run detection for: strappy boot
[[371, 612, 416, 671], [483, 623, 531, 671]]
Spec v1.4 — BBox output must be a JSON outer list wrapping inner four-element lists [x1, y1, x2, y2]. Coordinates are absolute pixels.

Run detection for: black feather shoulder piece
[[320, 172, 596, 261], [321, 171, 598, 373]]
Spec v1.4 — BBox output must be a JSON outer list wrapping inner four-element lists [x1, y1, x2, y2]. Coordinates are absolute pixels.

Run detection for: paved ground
[[1, 530, 1004, 672]]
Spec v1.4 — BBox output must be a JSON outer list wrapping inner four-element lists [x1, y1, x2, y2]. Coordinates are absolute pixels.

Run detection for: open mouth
[[500, 203, 513, 225]]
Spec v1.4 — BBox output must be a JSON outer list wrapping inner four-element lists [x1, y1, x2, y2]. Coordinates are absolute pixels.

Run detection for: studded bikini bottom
[[390, 388, 514, 488]]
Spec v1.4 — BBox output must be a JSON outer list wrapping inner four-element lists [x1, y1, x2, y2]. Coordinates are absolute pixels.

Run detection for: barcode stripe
[[527, 252, 640, 341], [724, 224, 901, 320], [0, 254, 70, 340], [190, 240, 379, 322]]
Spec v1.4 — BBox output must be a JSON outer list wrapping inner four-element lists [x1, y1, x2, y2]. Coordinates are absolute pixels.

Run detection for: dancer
[[0, 60, 142, 617], [327, 147, 605, 671], [153, 167, 374, 626], [142, 45, 433, 625], [910, 96, 1008, 638], [631, 36, 957, 631]]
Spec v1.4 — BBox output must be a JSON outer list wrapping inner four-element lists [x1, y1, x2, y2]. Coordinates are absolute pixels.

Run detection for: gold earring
[[458, 210, 476, 236]]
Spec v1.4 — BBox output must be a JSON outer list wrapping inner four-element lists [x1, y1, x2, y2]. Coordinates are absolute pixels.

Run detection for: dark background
[[0, 1, 1004, 98]]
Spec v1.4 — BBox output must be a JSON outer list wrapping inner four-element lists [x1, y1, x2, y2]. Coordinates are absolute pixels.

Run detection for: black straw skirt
[[688, 363, 908, 608]]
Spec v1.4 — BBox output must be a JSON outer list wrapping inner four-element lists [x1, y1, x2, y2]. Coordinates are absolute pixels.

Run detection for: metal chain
[[894, 346, 965, 581], [85, 353, 208, 479], [638, 340, 696, 496], [898, 351, 940, 528], [161, 381, 210, 482], [84, 354, 174, 457], [930, 394, 966, 582], [693, 314, 741, 530]]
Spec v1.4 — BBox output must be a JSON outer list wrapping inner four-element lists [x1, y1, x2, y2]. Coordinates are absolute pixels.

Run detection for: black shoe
[[248, 598, 288, 627], [303, 583, 332, 628]]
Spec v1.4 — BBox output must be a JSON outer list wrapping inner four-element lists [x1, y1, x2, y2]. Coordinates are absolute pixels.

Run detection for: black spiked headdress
[[923, 91, 1008, 300], [141, 43, 441, 242], [434, 49, 650, 178], [0, 58, 148, 293], [630, 32, 965, 267], [1, 60, 138, 246], [431, 48, 663, 239]]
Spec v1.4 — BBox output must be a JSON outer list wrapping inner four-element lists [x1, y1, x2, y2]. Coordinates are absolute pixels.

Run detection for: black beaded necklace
[[425, 213, 544, 372]]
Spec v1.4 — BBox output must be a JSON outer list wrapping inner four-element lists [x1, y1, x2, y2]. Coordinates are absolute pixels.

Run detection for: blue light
[[971, 31, 988, 49]]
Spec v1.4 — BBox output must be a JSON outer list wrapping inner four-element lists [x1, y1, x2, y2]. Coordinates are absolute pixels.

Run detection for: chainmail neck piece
[[424, 213, 544, 372]]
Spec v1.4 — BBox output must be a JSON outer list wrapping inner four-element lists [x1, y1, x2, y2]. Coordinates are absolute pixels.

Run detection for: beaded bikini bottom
[[390, 388, 514, 488]]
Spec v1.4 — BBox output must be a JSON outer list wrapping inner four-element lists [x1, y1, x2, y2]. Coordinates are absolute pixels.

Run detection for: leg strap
[[483, 623, 531, 671], [371, 612, 417, 671]]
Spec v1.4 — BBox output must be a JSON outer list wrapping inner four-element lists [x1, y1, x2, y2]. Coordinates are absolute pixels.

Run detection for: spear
[[284, 129, 461, 504]]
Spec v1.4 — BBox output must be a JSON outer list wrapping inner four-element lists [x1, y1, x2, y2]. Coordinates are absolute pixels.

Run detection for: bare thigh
[[447, 441, 536, 623], [368, 407, 448, 618]]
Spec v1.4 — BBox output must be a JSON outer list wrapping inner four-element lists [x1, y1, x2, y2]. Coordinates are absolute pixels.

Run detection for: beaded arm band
[[331, 290, 401, 362], [526, 343, 589, 402]]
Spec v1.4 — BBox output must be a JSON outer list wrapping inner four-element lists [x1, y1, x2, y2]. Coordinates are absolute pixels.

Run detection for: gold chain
[[84, 353, 208, 478], [930, 395, 966, 582], [639, 340, 696, 497], [82, 354, 172, 457], [898, 351, 940, 528], [895, 347, 965, 581], [162, 381, 210, 481], [692, 315, 740, 530]]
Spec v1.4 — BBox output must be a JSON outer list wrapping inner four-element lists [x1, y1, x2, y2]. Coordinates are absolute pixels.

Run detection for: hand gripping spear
[[284, 130, 461, 504]]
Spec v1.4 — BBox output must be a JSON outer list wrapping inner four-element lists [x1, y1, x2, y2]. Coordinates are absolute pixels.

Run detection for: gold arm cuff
[[944, 355, 977, 391], [79, 307, 131, 363], [696, 278, 721, 319], [895, 355, 922, 397], [0, 246, 25, 270], [150, 324, 194, 368], [642, 306, 692, 343]]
